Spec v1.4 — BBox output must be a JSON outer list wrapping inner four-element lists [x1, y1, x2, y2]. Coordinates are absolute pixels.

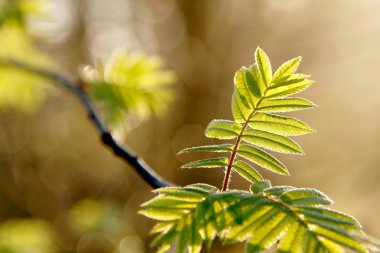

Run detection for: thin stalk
[[221, 92, 267, 191]]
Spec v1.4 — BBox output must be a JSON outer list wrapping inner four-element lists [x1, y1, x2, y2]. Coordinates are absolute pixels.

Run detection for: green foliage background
[[1, 1, 380, 253]]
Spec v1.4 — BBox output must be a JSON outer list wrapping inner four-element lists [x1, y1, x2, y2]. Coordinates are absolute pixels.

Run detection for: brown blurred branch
[[3, 60, 174, 189]]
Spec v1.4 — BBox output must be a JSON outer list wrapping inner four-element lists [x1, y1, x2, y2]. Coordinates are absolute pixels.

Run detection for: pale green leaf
[[226, 205, 276, 242], [250, 180, 272, 194], [280, 188, 333, 206], [83, 50, 176, 128], [249, 113, 315, 136], [232, 160, 263, 183], [266, 77, 313, 99], [237, 144, 289, 175], [312, 225, 367, 253], [150, 221, 175, 234], [205, 119, 242, 139], [255, 47, 272, 86], [293, 206, 361, 227], [232, 88, 251, 123], [250, 64, 267, 95], [184, 184, 218, 194], [234, 67, 261, 105], [242, 129, 303, 154], [258, 98, 316, 113], [153, 188, 207, 202], [142, 198, 197, 209], [181, 157, 228, 169], [278, 221, 305, 253], [139, 209, 187, 221], [272, 57, 302, 83], [178, 144, 233, 154], [263, 186, 296, 197], [150, 227, 177, 248], [319, 238, 345, 253], [246, 214, 292, 253]]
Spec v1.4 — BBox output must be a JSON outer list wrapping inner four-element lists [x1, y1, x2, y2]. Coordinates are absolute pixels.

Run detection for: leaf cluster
[[179, 47, 315, 186], [140, 182, 367, 253], [141, 48, 371, 253], [81, 50, 176, 129], [0, 1, 52, 112]]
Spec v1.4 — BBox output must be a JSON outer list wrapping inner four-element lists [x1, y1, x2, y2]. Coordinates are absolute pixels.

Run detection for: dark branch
[[5, 60, 174, 189]]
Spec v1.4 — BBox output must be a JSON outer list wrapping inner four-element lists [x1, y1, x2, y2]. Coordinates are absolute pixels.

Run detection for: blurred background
[[1, 0, 380, 252]]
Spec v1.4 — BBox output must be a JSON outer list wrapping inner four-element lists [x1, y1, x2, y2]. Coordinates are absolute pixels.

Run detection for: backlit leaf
[[249, 113, 314, 136], [255, 47, 272, 86], [237, 144, 289, 175], [181, 157, 228, 169], [280, 188, 333, 206], [272, 57, 302, 84], [258, 98, 316, 113], [242, 129, 303, 154], [178, 144, 233, 154], [232, 160, 263, 183], [205, 119, 242, 139]]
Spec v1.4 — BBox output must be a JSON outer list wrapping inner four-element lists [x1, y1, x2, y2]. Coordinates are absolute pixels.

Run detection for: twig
[[4, 60, 174, 189]]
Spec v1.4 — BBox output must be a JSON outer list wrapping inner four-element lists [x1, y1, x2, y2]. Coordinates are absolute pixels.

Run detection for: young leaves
[[140, 182, 368, 253], [0, 1, 52, 112], [81, 50, 176, 129], [178, 47, 315, 187]]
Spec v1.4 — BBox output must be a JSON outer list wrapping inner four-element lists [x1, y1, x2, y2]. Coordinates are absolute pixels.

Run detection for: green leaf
[[178, 144, 234, 154], [142, 185, 368, 253], [294, 206, 361, 227], [266, 76, 313, 99], [150, 221, 175, 234], [237, 144, 289, 175], [255, 47, 272, 86], [249, 113, 315, 136], [234, 67, 261, 105], [263, 186, 295, 197], [242, 129, 303, 154], [150, 227, 177, 248], [312, 225, 367, 253], [246, 214, 292, 253], [205, 119, 242, 139], [0, 23, 52, 113], [272, 57, 302, 83], [184, 184, 219, 194], [258, 98, 316, 113], [83, 50, 176, 129], [232, 88, 251, 123], [181, 157, 228, 169], [250, 180, 272, 194], [277, 221, 305, 253], [153, 188, 208, 202], [280, 188, 333, 206], [232, 160, 263, 183]]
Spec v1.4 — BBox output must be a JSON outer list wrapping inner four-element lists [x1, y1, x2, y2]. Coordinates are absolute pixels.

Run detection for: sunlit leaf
[[178, 144, 233, 154], [205, 119, 242, 139], [280, 188, 333, 206], [181, 158, 228, 169], [255, 47, 272, 86], [237, 144, 289, 175], [249, 113, 314, 136], [272, 57, 302, 84], [232, 160, 263, 183], [242, 129, 303, 154], [82, 50, 176, 129], [258, 98, 316, 113], [141, 184, 368, 253]]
